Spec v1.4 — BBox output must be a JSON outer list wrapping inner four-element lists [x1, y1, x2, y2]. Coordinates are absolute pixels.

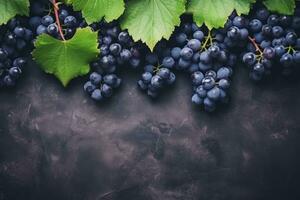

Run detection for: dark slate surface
[[1, 62, 300, 200]]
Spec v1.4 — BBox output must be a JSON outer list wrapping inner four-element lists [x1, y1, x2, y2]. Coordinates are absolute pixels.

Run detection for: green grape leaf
[[32, 28, 99, 87], [187, 0, 255, 29], [62, 0, 72, 3], [120, 0, 186, 51], [187, 0, 233, 29], [234, 0, 256, 15], [263, 0, 295, 15], [69, 0, 125, 24], [0, 0, 29, 25]]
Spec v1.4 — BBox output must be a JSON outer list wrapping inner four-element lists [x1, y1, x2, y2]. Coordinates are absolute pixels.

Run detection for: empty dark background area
[[0, 61, 300, 200]]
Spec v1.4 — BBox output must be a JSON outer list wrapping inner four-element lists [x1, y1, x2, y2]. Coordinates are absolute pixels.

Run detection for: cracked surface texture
[[0, 62, 300, 200]]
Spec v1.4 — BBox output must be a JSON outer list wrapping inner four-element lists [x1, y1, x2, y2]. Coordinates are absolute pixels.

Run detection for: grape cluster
[[162, 17, 237, 111], [0, 18, 33, 87], [90, 21, 144, 72], [84, 21, 144, 101], [29, 0, 85, 39], [222, 15, 250, 51], [84, 72, 121, 101], [241, 6, 300, 80], [191, 67, 232, 112], [137, 47, 176, 98]]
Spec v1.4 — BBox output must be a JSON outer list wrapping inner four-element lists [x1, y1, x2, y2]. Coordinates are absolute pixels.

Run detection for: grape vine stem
[[287, 46, 296, 54], [52, 0, 65, 41], [248, 36, 264, 61], [248, 36, 263, 55], [201, 30, 213, 51], [154, 64, 162, 73]]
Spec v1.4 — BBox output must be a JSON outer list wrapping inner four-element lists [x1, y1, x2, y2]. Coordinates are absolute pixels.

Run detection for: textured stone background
[[0, 62, 300, 200]]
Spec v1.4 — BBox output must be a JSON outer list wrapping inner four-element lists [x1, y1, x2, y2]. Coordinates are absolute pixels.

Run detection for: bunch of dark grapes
[[90, 21, 144, 72], [240, 6, 300, 80], [137, 43, 176, 98], [0, 18, 33, 87], [190, 43, 235, 112], [191, 67, 233, 112], [222, 15, 250, 51], [163, 16, 237, 111], [84, 72, 121, 101], [84, 21, 145, 101], [29, 0, 86, 39]]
